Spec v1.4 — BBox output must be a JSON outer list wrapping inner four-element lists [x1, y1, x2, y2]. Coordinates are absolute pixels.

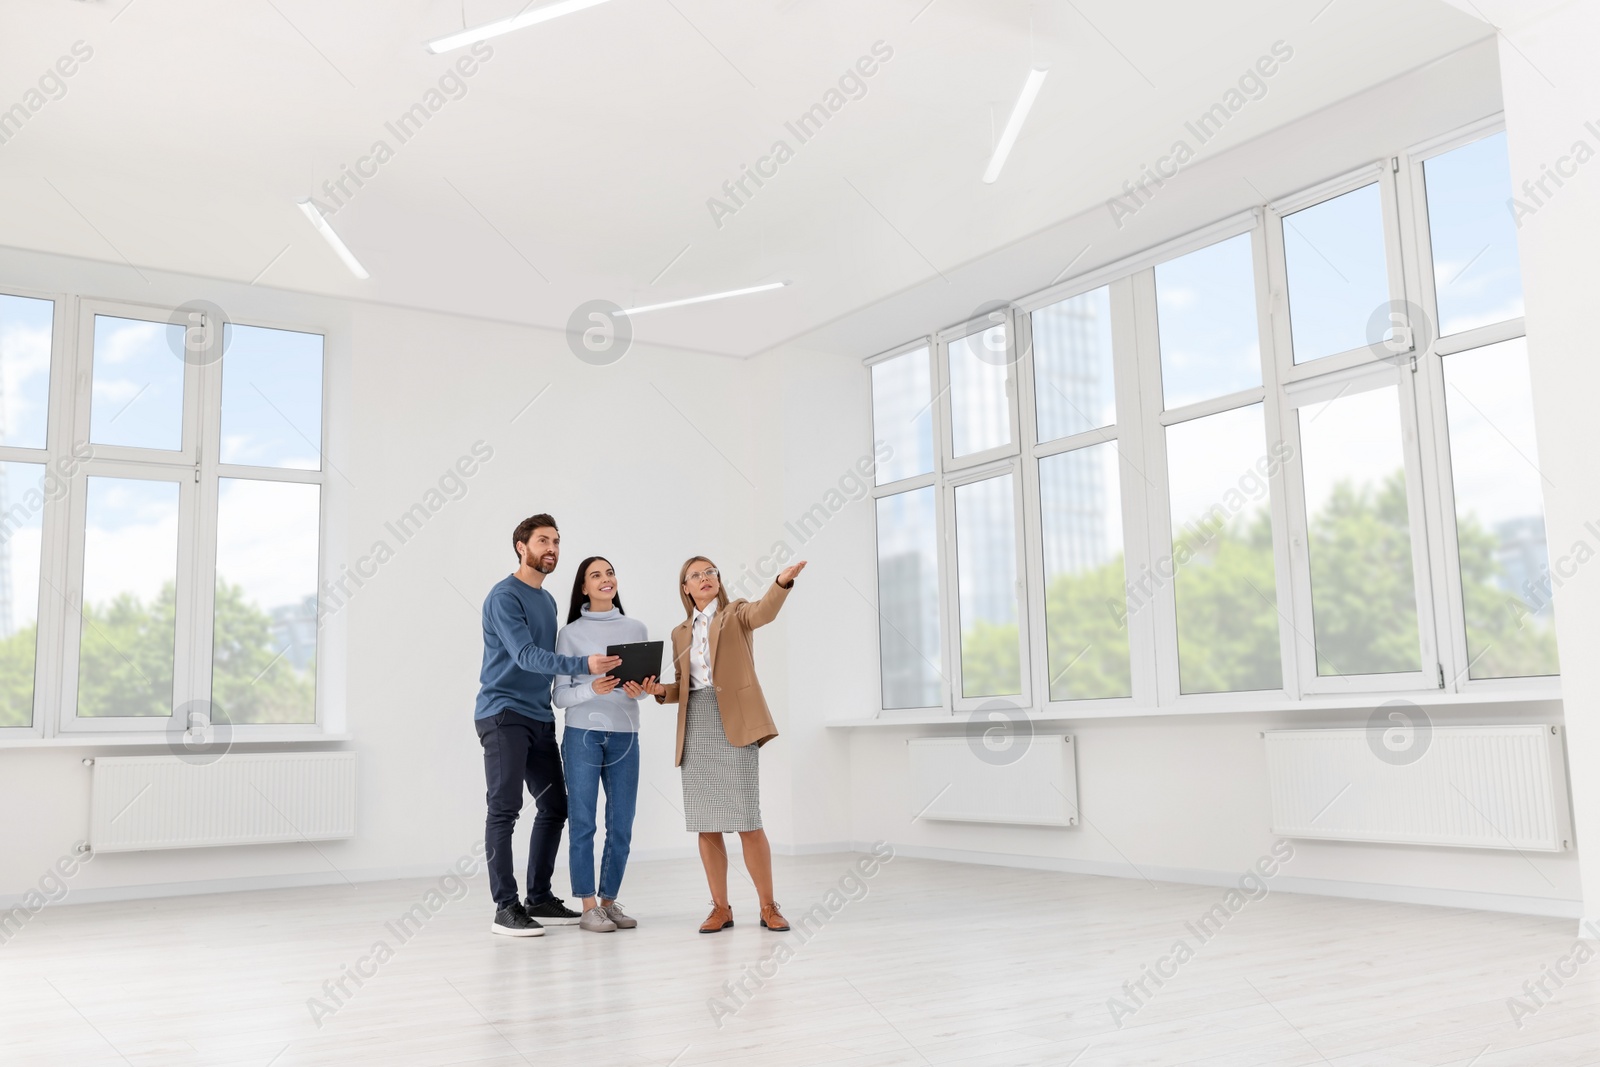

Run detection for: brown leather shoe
[[759, 901, 790, 932], [699, 902, 733, 934]]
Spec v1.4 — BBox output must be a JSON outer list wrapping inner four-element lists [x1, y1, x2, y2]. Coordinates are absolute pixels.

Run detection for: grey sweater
[[553, 606, 651, 733]]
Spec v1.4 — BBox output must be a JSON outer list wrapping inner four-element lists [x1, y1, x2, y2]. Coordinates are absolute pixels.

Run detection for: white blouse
[[689, 601, 717, 690]]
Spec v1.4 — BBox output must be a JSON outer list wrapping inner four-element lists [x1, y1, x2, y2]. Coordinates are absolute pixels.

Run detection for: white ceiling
[[0, 0, 1490, 357]]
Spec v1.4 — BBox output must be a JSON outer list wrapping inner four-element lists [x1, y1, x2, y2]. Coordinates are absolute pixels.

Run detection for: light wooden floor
[[3, 852, 1599, 1066]]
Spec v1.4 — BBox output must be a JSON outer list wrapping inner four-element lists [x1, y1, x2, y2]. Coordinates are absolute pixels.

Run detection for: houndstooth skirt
[[681, 688, 762, 832]]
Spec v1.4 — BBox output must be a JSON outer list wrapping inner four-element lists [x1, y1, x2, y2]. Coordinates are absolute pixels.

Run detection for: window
[[865, 118, 1552, 718], [0, 460, 45, 727], [1420, 127, 1550, 684], [1154, 233, 1260, 408], [1423, 131, 1524, 335], [75, 476, 182, 718], [871, 344, 943, 711], [0, 294, 330, 739], [953, 472, 1022, 698], [870, 346, 935, 485], [0, 294, 56, 732], [874, 487, 942, 710], [1165, 404, 1281, 694], [1039, 441, 1129, 700], [945, 316, 1014, 460], [1293, 381, 1422, 677], [1439, 338, 1555, 679], [1281, 183, 1390, 363], [1033, 287, 1115, 441], [90, 315, 186, 451]]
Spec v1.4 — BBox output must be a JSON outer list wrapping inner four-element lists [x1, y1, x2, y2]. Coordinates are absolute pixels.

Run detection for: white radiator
[[908, 735, 1078, 827], [88, 752, 357, 853], [1263, 725, 1570, 852]]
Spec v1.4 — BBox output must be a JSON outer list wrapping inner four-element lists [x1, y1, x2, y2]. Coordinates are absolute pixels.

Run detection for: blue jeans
[[561, 726, 639, 900]]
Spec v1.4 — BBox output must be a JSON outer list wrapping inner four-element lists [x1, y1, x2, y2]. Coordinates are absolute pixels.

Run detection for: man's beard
[[533, 554, 557, 574]]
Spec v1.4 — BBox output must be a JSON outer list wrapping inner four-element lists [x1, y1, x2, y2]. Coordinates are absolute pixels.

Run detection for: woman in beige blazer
[[644, 554, 805, 934]]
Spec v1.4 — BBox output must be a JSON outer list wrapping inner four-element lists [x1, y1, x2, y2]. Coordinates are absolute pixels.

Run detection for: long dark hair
[[567, 556, 626, 624]]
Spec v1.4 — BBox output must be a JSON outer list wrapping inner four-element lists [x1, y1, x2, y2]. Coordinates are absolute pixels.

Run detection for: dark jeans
[[476, 711, 567, 908]]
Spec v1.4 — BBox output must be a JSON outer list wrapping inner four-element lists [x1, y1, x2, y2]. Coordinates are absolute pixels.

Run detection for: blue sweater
[[475, 574, 589, 722]]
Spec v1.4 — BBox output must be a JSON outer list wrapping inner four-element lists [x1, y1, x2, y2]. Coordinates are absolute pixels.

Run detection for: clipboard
[[605, 641, 663, 686]]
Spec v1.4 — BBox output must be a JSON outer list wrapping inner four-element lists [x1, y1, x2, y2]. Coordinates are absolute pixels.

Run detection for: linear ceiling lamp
[[982, 65, 1049, 184], [616, 281, 790, 317], [425, 0, 614, 54], [295, 199, 370, 279]]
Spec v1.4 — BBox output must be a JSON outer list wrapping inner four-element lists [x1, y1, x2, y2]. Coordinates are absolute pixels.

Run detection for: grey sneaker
[[579, 906, 617, 933], [602, 902, 637, 929]]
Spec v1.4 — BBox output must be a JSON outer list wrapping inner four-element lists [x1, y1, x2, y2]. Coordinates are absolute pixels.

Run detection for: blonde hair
[[678, 555, 730, 619]]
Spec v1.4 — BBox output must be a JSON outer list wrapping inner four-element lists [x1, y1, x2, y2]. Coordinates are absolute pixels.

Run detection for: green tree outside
[[956, 472, 1557, 699], [0, 580, 314, 727]]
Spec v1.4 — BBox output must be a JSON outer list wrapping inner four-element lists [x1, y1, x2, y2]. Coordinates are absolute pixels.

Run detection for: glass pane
[[1442, 338, 1557, 679], [214, 479, 320, 724], [1298, 385, 1421, 676], [220, 325, 326, 470], [1156, 233, 1261, 409], [954, 473, 1020, 697], [947, 321, 1011, 458], [1033, 286, 1116, 442], [1040, 442, 1129, 700], [78, 477, 179, 717], [1165, 404, 1282, 694], [870, 347, 934, 485], [874, 487, 942, 709], [90, 315, 185, 451], [1425, 131, 1524, 335], [1283, 183, 1390, 362], [0, 461, 46, 727], [0, 294, 53, 449]]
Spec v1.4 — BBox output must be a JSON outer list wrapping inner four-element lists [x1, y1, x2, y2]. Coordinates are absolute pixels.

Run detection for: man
[[476, 513, 621, 937]]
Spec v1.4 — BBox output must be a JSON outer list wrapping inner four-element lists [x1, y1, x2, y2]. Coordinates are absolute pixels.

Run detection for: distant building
[[1494, 514, 1547, 601], [270, 594, 319, 672]]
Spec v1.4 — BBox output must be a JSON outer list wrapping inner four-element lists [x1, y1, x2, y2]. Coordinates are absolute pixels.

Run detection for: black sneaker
[[492, 900, 545, 937], [525, 897, 582, 926]]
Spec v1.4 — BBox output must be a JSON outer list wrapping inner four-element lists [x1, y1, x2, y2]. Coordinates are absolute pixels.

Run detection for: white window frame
[[867, 339, 950, 715], [1016, 274, 1148, 712], [861, 113, 1555, 720], [1266, 162, 1407, 382], [1134, 216, 1300, 710], [0, 285, 73, 740], [1403, 116, 1556, 698], [1277, 362, 1440, 696], [936, 310, 1022, 472], [1262, 161, 1442, 696], [0, 290, 336, 742], [942, 456, 1031, 712]]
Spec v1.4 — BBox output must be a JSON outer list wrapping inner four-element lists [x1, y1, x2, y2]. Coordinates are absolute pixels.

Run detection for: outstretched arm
[[738, 560, 807, 629]]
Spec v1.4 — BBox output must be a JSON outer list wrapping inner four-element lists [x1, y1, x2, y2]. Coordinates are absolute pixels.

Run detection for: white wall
[[757, 38, 1585, 917], [1454, 0, 1600, 929], [0, 245, 770, 903]]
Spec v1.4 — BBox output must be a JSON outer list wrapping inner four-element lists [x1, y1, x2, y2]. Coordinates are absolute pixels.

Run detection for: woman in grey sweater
[[553, 556, 657, 932]]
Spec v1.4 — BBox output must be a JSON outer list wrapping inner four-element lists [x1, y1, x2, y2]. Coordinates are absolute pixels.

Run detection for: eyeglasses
[[686, 568, 719, 583]]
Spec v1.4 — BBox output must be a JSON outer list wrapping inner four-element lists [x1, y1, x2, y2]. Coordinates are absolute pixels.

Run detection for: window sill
[[0, 730, 352, 749], [825, 687, 1562, 727]]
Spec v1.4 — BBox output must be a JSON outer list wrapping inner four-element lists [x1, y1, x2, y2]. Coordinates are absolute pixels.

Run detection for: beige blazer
[[657, 579, 792, 766]]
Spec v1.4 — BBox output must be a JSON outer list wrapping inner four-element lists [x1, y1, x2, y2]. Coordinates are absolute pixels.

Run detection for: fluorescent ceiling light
[[425, 0, 614, 53], [616, 281, 791, 317], [295, 199, 370, 279], [982, 65, 1049, 184]]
